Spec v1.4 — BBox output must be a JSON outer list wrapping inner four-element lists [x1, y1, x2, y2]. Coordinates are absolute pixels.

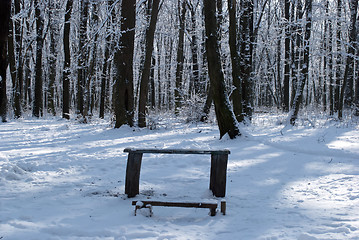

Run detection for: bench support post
[[125, 152, 143, 198], [210, 153, 228, 197]]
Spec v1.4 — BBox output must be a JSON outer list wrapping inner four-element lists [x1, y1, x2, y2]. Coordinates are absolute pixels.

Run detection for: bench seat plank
[[132, 200, 217, 209], [124, 148, 230, 155], [132, 200, 219, 216]]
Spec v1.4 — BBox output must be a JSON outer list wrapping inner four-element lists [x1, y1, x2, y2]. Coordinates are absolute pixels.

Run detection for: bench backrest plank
[[124, 148, 230, 155]]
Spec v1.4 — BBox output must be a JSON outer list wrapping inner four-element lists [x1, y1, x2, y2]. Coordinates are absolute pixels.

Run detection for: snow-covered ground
[[1, 113, 359, 239]]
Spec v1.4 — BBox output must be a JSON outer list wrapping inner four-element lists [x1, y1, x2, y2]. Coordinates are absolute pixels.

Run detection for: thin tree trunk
[[11, 0, 22, 118], [322, 1, 329, 112], [33, 0, 44, 118], [138, 0, 161, 128], [203, 0, 240, 139], [62, 0, 73, 119], [99, 0, 114, 119], [174, 0, 186, 114], [47, 1, 58, 116], [187, 1, 200, 97], [334, 0, 342, 113], [0, 0, 10, 122], [283, 0, 290, 112], [228, 0, 243, 122], [77, 0, 89, 119], [289, 0, 312, 125]]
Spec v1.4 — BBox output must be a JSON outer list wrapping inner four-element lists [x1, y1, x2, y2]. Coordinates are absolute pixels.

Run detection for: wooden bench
[[123, 148, 230, 198], [132, 200, 226, 216]]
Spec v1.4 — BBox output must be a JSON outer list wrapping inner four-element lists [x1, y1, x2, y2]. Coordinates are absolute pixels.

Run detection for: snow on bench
[[123, 148, 230, 198]]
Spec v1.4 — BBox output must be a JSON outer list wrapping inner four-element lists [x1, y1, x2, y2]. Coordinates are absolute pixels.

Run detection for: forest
[[0, 0, 358, 133], [2, 1, 359, 238]]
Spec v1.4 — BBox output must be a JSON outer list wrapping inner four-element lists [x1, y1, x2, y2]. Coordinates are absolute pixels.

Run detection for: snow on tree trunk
[[203, 0, 240, 139]]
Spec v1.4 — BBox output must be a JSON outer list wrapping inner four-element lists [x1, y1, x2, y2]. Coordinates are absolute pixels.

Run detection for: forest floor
[[1, 112, 359, 239]]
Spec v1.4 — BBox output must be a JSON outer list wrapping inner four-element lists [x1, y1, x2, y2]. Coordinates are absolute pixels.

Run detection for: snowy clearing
[[1, 114, 359, 239]]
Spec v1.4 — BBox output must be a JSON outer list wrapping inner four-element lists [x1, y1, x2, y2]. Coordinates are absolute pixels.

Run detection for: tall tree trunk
[[289, 0, 312, 125], [334, 0, 342, 113], [338, 0, 358, 118], [33, 0, 44, 118], [283, 0, 291, 111], [77, 0, 89, 119], [47, 1, 58, 116], [188, 1, 200, 97], [11, 0, 22, 118], [228, 0, 243, 122], [99, 0, 114, 119], [62, 0, 73, 119], [276, 28, 283, 108], [203, 0, 240, 139], [291, 0, 303, 107], [113, 0, 136, 128], [322, 0, 329, 112], [0, 0, 10, 122], [138, 0, 161, 128], [85, 3, 99, 117], [174, 0, 186, 114], [327, 0, 334, 115], [239, 0, 254, 120]]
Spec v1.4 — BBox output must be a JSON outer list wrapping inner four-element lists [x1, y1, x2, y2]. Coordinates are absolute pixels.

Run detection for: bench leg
[[221, 200, 226, 215], [125, 152, 143, 198], [209, 154, 228, 197]]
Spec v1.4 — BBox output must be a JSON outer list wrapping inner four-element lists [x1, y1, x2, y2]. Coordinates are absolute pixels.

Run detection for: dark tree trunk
[[188, 1, 201, 97], [327, 0, 334, 115], [228, 0, 243, 123], [100, 37, 110, 119], [203, 0, 240, 139], [322, 0, 329, 112], [47, 1, 59, 116], [338, 0, 358, 118], [138, 0, 161, 128], [283, 0, 290, 112], [84, 3, 99, 118], [77, 0, 89, 119], [334, 0, 342, 113], [289, 0, 312, 125], [276, 29, 282, 108], [62, 0, 73, 120], [33, 0, 44, 118], [99, 0, 114, 119], [0, 0, 10, 122], [113, 0, 136, 128], [291, 0, 303, 107], [239, 0, 254, 120], [174, 0, 186, 114], [10, 0, 22, 118]]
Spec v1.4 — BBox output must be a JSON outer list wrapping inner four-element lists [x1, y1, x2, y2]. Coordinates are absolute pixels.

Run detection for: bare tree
[[228, 0, 243, 123], [338, 0, 358, 118], [0, 0, 10, 122], [138, 0, 161, 128], [63, 0, 73, 120], [113, 0, 136, 128], [174, 0, 186, 114], [283, 0, 291, 111], [239, 0, 254, 120], [203, 0, 240, 139], [289, 0, 312, 125], [33, 0, 45, 118]]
